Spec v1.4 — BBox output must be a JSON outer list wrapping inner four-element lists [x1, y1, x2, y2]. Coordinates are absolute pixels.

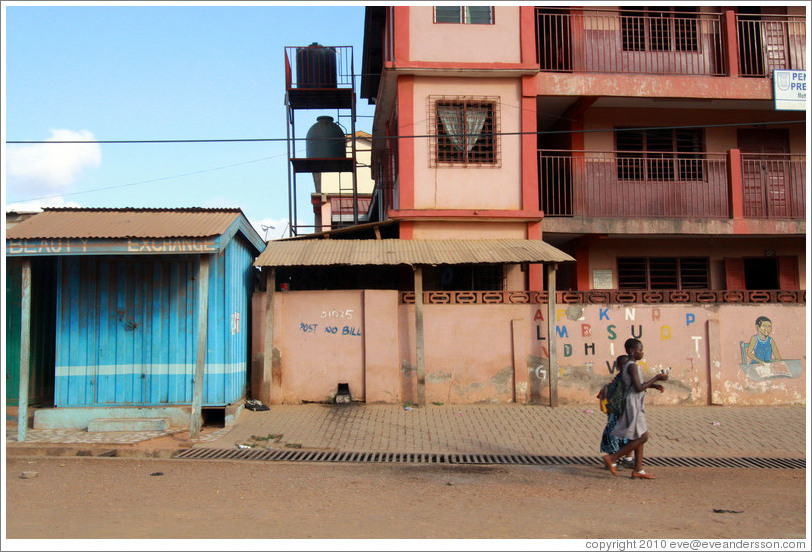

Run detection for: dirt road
[[5, 456, 806, 540]]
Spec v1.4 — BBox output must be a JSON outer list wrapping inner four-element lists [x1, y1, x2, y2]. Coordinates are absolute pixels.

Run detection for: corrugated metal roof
[[6, 208, 243, 240], [254, 239, 574, 267]]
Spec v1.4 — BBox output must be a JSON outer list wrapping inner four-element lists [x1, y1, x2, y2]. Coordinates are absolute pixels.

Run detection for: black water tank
[[295, 43, 337, 88], [306, 116, 345, 159]]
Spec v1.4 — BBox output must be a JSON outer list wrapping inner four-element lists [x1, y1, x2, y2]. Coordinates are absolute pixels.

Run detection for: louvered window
[[618, 257, 709, 290], [616, 128, 705, 181], [434, 6, 493, 24]]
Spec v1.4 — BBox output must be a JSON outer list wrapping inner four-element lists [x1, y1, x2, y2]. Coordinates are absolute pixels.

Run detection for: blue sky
[[3, 2, 376, 239]]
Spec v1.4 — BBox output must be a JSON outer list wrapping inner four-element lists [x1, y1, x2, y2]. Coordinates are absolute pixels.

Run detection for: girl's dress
[[600, 412, 622, 454], [611, 360, 648, 440]]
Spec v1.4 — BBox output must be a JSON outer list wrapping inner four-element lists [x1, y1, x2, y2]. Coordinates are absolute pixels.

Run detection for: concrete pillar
[[17, 259, 32, 442], [190, 254, 211, 439], [414, 266, 426, 406], [547, 263, 559, 407]]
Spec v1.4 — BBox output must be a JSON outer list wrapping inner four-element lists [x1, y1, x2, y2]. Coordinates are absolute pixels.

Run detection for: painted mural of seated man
[[745, 316, 782, 366]]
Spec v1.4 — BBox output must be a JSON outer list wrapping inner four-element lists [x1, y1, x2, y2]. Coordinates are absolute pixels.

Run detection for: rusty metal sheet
[[254, 238, 575, 267], [6, 208, 242, 240]]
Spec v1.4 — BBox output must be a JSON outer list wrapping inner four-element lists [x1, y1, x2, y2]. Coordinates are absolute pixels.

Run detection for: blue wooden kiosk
[[6, 208, 265, 440]]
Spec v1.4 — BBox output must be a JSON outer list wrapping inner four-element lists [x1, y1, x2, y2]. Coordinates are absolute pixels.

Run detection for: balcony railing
[[540, 150, 806, 220], [536, 8, 725, 76], [741, 153, 806, 219], [539, 150, 730, 218], [737, 14, 806, 77], [535, 8, 806, 77]]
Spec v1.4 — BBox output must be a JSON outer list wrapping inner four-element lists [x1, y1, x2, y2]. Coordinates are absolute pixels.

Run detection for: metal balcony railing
[[536, 8, 807, 77], [535, 8, 726, 76], [737, 15, 806, 77], [539, 150, 807, 220], [539, 150, 730, 218], [741, 154, 806, 219]]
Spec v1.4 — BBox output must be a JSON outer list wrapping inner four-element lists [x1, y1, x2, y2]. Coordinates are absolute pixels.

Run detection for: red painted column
[[521, 76, 539, 212], [728, 149, 744, 220], [397, 76, 415, 212], [519, 6, 537, 66], [393, 6, 410, 65], [575, 242, 590, 291], [400, 221, 414, 240], [522, 75, 543, 292], [724, 9, 739, 78], [527, 222, 543, 291]]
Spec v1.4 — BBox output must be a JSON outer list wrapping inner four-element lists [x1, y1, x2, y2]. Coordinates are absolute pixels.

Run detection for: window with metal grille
[[616, 128, 705, 181], [618, 257, 710, 290], [434, 6, 493, 24], [621, 7, 698, 52], [430, 96, 500, 167]]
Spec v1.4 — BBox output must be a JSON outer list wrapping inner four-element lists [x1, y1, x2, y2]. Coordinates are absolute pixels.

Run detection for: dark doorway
[[743, 257, 779, 290]]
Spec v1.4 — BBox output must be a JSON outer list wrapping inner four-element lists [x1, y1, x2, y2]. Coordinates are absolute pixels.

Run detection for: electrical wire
[[6, 119, 806, 144], [9, 152, 287, 203]]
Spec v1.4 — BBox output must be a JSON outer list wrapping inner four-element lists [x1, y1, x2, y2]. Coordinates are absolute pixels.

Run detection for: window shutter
[[777, 256, 799, 290], [435, 6, 462, 23], [724, 258, 746, 290], [466, 6, 493, 24]]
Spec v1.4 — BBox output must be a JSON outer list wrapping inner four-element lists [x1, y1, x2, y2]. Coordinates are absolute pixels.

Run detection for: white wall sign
[[592, 269, 613, 290], [773, 70, 807, 111]]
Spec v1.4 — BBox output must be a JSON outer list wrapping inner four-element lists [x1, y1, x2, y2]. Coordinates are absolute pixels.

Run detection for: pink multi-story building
[[361, 5, 806, 295], [251, 6, 805, 407]]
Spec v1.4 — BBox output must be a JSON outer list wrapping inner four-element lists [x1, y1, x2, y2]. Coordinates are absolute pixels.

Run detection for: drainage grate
[[173, 448, 805, 469]]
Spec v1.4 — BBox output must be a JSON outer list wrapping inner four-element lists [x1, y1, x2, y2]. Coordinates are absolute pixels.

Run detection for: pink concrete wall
[[411, 221, 527, 239], [275, 290, 366, 403], [412, 77, 523, 210], [364, 290, 402, 403], [397, 303, 531, 404], [408, 6, 522, 64], [531, 303, 806, 406], [252, 289, 805, 406]]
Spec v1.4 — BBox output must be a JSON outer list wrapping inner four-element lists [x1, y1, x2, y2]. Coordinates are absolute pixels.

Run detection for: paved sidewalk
[[6, 404, 807, 459], [194, 404, 807, 459]]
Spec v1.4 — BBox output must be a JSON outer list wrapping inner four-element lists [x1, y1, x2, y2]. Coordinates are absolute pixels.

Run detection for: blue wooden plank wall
[[54, 238, 254, 407]]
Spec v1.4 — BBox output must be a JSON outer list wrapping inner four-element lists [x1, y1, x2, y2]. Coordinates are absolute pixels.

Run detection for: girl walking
[[602, 338, 668, 479]]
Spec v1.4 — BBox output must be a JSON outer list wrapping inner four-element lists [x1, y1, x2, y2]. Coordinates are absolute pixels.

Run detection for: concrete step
[[87, 417, 170, 432]]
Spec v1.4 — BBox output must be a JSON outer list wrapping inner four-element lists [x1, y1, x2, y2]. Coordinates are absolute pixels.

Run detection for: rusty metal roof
[[6, 208, 245, 240], [254, 238, 574, 267]]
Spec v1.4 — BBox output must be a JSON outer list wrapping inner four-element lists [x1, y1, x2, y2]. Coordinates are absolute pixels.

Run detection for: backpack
[[599, 360, 631, 416]]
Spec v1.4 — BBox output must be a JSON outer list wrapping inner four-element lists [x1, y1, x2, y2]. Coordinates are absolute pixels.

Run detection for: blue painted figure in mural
[[599, 354, 632, 469], [746, 316, 782, 365]]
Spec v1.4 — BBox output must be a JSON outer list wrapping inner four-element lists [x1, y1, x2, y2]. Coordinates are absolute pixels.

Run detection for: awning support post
[[414, 266, 426, 406], [17, 259, 32, 442], [263, 267, 277, 405], [547, 262, 559, 407], [190, 254, 211, 439]]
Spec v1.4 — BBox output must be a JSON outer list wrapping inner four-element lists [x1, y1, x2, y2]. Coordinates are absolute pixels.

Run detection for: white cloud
[[6, 129, 101, 198], [6, 196, 83, 213], [251, 217, 290, 241]]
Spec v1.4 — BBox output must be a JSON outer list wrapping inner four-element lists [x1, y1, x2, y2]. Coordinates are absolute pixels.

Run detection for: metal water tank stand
[[283, 45, 359, 237]]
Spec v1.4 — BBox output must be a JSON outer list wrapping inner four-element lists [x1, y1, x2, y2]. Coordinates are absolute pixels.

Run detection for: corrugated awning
[[6, 207, 242, 240], [6, 207, 266, 257], [254, 239, 574, 267]]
